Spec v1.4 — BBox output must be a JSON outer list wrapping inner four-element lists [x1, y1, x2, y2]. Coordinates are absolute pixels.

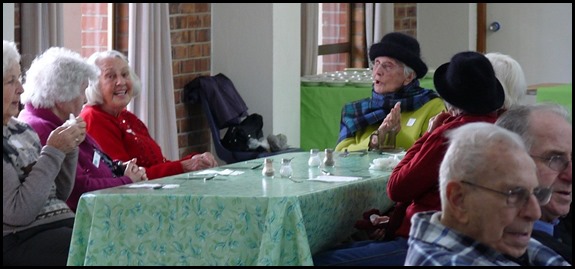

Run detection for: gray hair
[[485, 52, 527, 109], [85, 50, 141, 106], [439, 122, 527, 208], [495, 103, 571, 151], [3, 40, 20, 78], [401, 63, 415, 80], [21, 47, 98, 108]]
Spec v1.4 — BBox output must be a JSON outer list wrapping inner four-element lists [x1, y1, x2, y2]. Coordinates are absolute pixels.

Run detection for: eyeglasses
[[530, 154, 571, 172], [461, 180, 552, 207], [372, 60, 401, 73]]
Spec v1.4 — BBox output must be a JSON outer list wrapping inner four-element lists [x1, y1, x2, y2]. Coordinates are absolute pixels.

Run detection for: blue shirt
[[533, 218, 559, 236], [405, 211, 570, 266]]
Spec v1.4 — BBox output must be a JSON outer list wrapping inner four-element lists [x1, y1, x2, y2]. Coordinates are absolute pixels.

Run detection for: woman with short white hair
[[18, 47, 148, 213], [3, 41, 81, 266], [81, 50, 218, 180]]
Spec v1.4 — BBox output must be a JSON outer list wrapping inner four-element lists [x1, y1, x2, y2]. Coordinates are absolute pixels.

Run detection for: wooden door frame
[[477, 3, 486, 53]]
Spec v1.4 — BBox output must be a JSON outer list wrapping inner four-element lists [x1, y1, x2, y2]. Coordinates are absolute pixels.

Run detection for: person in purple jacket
[[18, 47, 148, 212]]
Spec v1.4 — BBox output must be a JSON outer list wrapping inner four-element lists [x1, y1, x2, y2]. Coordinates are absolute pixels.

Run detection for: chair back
[[184, 73, 302, 164], [185, 74, 260, 164]]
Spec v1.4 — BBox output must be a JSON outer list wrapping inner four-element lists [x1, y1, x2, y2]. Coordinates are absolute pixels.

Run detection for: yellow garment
[[335, 98, 446, 152]]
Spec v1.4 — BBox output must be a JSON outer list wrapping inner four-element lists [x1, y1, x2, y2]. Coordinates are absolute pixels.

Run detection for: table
[[67, 151, 394, 266], [300, 78, 434, 151]]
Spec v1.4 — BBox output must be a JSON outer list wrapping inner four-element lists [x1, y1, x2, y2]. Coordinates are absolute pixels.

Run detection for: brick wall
[[81, 4, 110, 56], [321, 3, 350, 72], [167, 3, 212, 157], [322, 3, 418, 71], [394, 3, 417, 36]]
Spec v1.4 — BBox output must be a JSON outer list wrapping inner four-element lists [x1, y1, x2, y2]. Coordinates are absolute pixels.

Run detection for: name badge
[[92, 151, 101, 167], [407, 118, 416, 127]]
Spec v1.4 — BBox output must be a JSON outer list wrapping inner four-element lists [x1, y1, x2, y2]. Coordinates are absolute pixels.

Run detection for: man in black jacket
[[496, 103, 572, 263]]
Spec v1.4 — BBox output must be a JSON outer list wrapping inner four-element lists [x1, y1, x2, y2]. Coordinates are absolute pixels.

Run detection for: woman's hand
[[378, 102, 401, 133], [181, 152, 219, 172], [123, 158, 148, 182], [427, 111, 451, 133], [46, 118, 86, 153]]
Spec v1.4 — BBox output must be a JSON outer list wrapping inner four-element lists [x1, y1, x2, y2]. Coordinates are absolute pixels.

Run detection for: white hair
[[485, 52, 527, 109], [20, 47, 98, 108], [84, 50, 141, 105], [438, 122, 527, 209], [3, 40, 20, 78], [496, 103, 571, 151]]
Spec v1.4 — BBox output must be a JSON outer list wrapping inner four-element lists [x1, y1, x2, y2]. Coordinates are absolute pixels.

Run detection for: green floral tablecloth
[[67, 151, 394, 266]]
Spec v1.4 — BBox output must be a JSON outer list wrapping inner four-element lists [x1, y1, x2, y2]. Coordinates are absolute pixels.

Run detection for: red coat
[[80, 105, 197, 179], [387, 113, 499, 238]]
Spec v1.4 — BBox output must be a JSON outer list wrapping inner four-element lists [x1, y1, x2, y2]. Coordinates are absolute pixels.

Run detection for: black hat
[[369, 32, 428, 79], [434, 51, 505, 114]]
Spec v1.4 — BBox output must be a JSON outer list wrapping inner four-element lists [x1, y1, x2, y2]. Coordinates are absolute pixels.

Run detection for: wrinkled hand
[[123, 158, 148, 182], [46, 117, 86, 154], [427, 111, 451, 133], [379, 102, 401, 133], [181, 152, 219, 172]]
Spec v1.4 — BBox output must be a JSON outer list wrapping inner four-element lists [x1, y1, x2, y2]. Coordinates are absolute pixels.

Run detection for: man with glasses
[[496, 103, 572, 262], [405, 122, 569, 266]]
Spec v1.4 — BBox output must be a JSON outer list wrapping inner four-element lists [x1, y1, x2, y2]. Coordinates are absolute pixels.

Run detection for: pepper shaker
[[262, 158, 275, 177], [323, 148, 335, 167]]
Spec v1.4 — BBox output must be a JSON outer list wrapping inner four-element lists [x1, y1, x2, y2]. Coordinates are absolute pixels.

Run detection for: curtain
[[364, 3, 394, 68], [127, 3, 179, 160], [20, 3, 63, 71], [300, 3, 318, 76]]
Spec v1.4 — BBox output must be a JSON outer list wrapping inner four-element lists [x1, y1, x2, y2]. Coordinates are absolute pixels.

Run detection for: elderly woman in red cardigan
[[80, 50, 218, 179]]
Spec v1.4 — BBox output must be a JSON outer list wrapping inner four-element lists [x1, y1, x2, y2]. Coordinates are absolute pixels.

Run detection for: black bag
[[222, 113, 264, 151]]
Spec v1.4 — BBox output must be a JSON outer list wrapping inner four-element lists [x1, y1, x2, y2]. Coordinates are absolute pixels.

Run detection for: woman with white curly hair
[[18, 47, 148, 213]]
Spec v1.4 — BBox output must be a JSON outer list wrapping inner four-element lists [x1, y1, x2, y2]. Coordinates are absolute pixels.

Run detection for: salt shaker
[[323, 148, 335, 167], [308, 149, 321, 167], [279, 158, 293, 178], [262, 158, 275, 177]]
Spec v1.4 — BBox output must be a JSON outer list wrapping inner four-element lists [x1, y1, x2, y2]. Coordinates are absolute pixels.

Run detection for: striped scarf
[[337, 80, 439, 143]]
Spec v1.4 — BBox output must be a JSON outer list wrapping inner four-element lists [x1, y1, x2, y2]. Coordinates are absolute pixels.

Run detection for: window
[[62, 3, 114, 58], [317, 3, 351, 74]]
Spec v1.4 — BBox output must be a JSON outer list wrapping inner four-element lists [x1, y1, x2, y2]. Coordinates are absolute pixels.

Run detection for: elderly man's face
[[529, 111, 572, 222], [463, 148, 541, 258]]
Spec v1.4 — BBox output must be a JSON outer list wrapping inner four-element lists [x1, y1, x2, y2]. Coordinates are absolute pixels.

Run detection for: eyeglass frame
[[460, 180, 552, 207], [530, 154, 571, 172], [372, 59, 403, 73]]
